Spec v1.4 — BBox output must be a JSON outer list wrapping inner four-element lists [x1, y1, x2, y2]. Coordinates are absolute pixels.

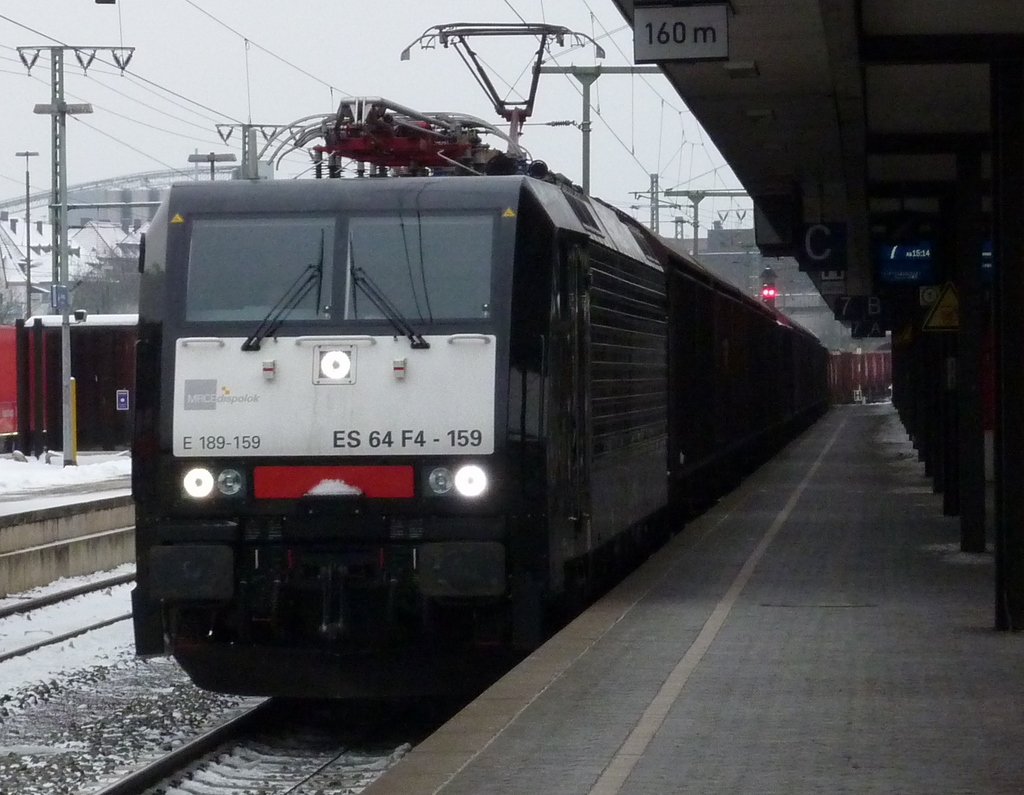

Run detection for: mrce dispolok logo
[[183, 379, 260, 411]]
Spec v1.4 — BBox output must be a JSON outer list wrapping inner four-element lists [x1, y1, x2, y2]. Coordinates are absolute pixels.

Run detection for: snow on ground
[[1, 453, 136, 695], [0, 455, 262, 795], [0, 489, 131, 517], [0, 452, 131, 516], [0, 568, 137, 696], [0, 451, 131, 494]]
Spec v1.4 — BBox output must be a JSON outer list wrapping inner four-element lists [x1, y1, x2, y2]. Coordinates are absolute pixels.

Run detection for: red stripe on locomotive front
[[253, 466, 414, 498]]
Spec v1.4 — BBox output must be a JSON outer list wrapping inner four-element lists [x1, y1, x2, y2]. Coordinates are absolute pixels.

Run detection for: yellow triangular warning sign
[[502, 208, 516, 218], [922, 281, 959, 331], [171, 213, 185, 224]]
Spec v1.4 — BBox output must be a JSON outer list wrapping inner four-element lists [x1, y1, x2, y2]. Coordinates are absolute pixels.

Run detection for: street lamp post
[[187, 151, 237, 180], [15, 150, 39, 319]]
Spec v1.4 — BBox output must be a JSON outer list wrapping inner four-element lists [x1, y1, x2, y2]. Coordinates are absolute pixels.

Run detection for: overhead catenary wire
[[502, 0, 529, 25], [529, 0, 710, 190], [109, 68, 236, 127], [87, 102, 232, 148], [0, 12, 247, 189], [537, 58, 655, 180], [14, 65, 237, 152], [80, 68, 227, 134], [70, 116, 199, 177], [498, 0, 650, 164], [577, 0, 689, 119], [0, 17, 243, 126], [5, 4, 636, 182], [0, 3, 740, 221], [571, 0, 725, 192], [108, 64, 243, 123], [181, 0, 350, 101], [0, 11, 60, 44], [6, 55, 230, 136]]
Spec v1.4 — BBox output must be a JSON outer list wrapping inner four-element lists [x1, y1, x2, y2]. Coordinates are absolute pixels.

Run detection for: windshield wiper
[[241, 240, 324, 352], [350, 265, 431, 349]]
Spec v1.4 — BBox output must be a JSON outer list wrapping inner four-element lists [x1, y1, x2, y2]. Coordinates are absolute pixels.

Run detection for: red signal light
[[761, 285, 777, 301]]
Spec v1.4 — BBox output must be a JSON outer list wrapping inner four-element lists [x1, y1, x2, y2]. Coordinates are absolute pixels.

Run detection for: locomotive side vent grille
[[562, 190, 603, 235], [628, 225, 660, 265]]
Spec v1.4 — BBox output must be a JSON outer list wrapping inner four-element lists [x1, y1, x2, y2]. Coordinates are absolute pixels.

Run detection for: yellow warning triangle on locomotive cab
[[502, 208, 516, 218], [170, 213, 185, 224], [922, 281, 959, 331]]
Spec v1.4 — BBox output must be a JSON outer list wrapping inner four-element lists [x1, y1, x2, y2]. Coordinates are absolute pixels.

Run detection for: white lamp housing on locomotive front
[[426, 464, 488, 497], [182, 467, 215, 499], [454, 464, 487, 497], [182, 466, 245, 499], [312, 345, 358, 385], [319, 349, 353, 381]]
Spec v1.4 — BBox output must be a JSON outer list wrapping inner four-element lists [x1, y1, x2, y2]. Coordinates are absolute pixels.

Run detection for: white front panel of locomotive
[[171, 335, 496, 457]]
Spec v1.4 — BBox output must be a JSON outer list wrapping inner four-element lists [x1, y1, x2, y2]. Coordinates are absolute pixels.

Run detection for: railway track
[[88, 699, 425, 795], [0, 572, 135, 619], [89, 700, 277, 795], [0, 516, 422, 794], [0, 506, 455, 795], [0, 572, 135, 663], [0, 567, 447, 795]]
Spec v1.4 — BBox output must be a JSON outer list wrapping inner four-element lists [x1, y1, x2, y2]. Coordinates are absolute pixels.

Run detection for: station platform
[[364, 403, 1024, 795]]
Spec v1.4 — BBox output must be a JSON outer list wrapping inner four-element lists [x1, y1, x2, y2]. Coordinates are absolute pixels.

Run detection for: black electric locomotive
[[131, 100, 828, 701]]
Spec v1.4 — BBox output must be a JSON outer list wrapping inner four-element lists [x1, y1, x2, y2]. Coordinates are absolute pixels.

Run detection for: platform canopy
[[609, 1, 1021, 296]]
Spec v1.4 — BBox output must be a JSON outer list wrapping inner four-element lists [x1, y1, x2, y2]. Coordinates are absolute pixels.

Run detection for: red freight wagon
[[0, 325, 16, 445], [829, 349, 892, 404], [13, 313, 137, 454]]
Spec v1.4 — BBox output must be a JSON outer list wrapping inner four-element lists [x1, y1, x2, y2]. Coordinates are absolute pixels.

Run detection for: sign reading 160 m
[[634, 5, 729, 63], [647, 21, 700, 49]]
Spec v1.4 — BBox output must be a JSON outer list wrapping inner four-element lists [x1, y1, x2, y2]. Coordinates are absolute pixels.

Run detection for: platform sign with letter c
[[797, 223, 847, 271]]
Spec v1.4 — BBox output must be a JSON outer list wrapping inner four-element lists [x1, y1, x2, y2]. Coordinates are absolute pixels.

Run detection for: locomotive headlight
[[183, 467, 215, 499], [215, 468, 244, 496], [313, 345, 357, 386], [319, 349, 351, 380], [454, 465, 487, 498], [427, 467, 454, 495]]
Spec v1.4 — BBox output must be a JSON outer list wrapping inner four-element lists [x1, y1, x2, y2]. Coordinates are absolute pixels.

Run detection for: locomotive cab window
[[345, 213, 494, 322], [185, 216, 335, 322]]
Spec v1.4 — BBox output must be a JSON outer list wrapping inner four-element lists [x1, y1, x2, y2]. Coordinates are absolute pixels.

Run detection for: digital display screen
[[875, 242, 934, 284]]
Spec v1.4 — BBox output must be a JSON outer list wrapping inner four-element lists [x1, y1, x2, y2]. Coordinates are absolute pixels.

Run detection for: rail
[[88, 700, 276, 795]]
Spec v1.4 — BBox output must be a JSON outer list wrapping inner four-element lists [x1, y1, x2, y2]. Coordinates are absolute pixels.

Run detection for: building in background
[[0, 170, 172, 319], [0, 213, 146, 318]]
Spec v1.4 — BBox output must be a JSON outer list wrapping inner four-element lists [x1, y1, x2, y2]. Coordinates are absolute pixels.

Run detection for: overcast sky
[[0, 1, 750, 231]]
